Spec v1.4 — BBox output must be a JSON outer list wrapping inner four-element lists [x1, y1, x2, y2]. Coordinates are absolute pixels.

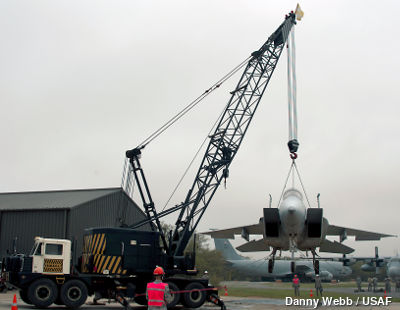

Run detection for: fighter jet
[[214, 238, 352, 281], [204, 188, 395, 275]]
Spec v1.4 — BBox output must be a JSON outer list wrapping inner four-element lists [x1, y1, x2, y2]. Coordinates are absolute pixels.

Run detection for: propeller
[[361, 247, 385, 274], [374, 246, 385, 274], [342, 254, 356, 266]]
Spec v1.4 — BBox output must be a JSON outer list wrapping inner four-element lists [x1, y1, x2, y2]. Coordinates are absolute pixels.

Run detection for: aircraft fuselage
[[264, 188, 327, 251], [387, 258, 400, 281]]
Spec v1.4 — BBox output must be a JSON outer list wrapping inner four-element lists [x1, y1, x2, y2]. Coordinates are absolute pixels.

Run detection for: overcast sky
[[1, 0, 399, 258]]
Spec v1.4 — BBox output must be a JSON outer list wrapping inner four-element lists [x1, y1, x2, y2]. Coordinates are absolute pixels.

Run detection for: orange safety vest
[[147, 282, 167, 307], [293, 277, 299, 285]]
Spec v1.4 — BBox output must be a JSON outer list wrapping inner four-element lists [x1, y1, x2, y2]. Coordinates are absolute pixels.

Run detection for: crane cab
[[81, 228, 165, 275]]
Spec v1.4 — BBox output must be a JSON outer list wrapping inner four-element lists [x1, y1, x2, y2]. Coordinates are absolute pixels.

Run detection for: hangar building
[[0, 187, 151, 259]]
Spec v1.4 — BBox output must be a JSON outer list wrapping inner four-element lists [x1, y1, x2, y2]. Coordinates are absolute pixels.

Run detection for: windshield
[[31, 243, 42, 256], [29, 243, 38, 256]]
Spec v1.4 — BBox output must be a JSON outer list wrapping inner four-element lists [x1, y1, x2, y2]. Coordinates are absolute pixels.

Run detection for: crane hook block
[[287, 139, 299, 153], [290, 152, 297, 160]]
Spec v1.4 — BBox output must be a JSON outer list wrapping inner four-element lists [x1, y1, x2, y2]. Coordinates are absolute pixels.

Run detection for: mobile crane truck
[[2, 9, 301, 309]]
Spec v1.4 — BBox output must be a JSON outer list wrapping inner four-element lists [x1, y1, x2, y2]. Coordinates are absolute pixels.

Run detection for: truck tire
[[181, 282, 206, 308], [19, 290, 32, 305], [27, 278, 58, 308], [165, 282, 180, 308], [60, 280, 88, 309]]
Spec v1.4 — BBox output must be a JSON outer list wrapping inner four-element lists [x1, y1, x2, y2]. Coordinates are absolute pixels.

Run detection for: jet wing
[[201, 223, 263, 240], [236, 239, 269, 252], [319, 239, 354, 254], [327, 225, 396, 241]]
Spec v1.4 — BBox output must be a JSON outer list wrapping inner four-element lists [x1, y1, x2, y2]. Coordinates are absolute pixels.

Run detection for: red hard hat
[[153, 266, 165, 275]]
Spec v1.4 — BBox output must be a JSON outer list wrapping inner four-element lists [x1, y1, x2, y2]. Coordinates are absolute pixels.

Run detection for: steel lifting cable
[[287, 27, 298, 143], [293, 161, 312, 208], [286, 28, 313, 208], [161, 102, 229, 212], [136, 56, 252, 150], [121, 158, 129, 188], [121, 158, 135, 197], [290, 28, 298, 140], [287, 27, 299, 158], [277, 161, 296, 208], [287, 34, 293, 142], [276, 159, 312, 209], [127, 55, 251, 211], [120, 54, 249, 197]]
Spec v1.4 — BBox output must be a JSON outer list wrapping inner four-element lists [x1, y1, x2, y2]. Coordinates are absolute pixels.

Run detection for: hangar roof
[[0, 187, 121, 211]]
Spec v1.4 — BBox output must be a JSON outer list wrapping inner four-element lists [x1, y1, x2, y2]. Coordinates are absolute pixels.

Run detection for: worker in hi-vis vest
[[292, 274, 300, 296], [146, 267, 172, 310]]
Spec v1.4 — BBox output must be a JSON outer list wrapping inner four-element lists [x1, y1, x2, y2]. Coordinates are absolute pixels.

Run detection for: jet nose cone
[[288, 206, 295, 214]]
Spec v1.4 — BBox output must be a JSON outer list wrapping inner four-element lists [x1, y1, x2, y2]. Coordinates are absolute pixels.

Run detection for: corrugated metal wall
[[68, 190, 150, 257], [0, 190, 151, 261], [0, 210, 66, 257]]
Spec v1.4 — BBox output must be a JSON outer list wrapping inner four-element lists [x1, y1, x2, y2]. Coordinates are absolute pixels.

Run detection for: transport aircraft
[[214, 238, 352, 282], [359, 247, 400, 282], [204, 188, 395, 275]]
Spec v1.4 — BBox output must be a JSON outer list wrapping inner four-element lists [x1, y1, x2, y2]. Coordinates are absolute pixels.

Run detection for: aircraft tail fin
[[214, 238, 245, 261]]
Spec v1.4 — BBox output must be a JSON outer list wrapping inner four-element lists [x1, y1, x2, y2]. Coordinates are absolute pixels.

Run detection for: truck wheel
[[19, 290, 32, 304], [165, 282, 180, 308], [182, 282, 206, 308], [27, 278, 58, 308], [60, 280, 88, 309]]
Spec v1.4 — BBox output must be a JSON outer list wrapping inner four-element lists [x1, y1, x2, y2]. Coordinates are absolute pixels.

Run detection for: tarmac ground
[[0, 281, 399, 310]]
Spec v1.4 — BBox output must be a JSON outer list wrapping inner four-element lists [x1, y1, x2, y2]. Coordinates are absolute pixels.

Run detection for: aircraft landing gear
[[268, 259, 274, 273], [314, 260, 320, 275], [291, 261, 296, 273], [311, 249, 320, 275], [268, 248, 278, 273]]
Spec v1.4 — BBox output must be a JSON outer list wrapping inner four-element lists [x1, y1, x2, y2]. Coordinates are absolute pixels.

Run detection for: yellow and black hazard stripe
[[83, 233, 106, 255], [82, 233, 106, 273], [81, 233, 128, 275], [44, 258, 63, 273], [94, 255, 127, 275]]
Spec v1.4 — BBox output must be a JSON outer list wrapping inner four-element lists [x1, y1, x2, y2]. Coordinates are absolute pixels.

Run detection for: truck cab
[[2, 237, 90, 309], [30, 237, 71, 275]]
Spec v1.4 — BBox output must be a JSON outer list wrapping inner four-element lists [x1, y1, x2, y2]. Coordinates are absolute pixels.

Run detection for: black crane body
[[126, 12, 297, 266]]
